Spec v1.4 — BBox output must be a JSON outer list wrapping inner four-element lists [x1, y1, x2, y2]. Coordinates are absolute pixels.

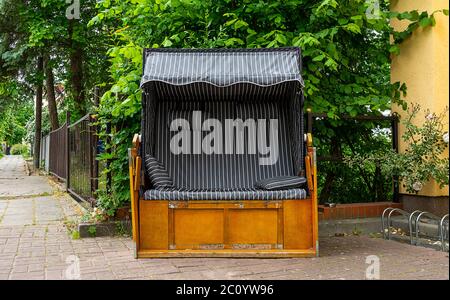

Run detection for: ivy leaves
[[390, 9, 449, 55]]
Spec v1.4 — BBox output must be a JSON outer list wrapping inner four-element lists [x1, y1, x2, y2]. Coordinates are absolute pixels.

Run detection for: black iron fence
[[40, 113, 100, 205], [48, 123, 68, 181], [67, 114, 98, 205]]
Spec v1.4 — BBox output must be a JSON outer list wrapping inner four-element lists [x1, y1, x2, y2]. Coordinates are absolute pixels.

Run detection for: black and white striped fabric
[[154, 101, 294, 190], [141, 48, 304, 88], [144, 155, 174, 188], [255, 176, 307, 190], [144, 187, 307, 200], [140, 48, 307, 201]]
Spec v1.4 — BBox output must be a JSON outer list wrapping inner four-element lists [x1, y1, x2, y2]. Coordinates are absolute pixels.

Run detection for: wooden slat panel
[[138, 249, 316, 258], [277, 208, 284, 248], [137, 199, 316, 256], [139, 201, 168, 250], [174, 209, 224, 248], [227, 209, 278, 244], [179, 201, 282, 209], [283, 200, 313, 249]]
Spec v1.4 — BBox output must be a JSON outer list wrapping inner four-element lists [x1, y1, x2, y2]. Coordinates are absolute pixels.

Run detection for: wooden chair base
[[137, 249, 317, 258], [129, 133, 319, 259], [135, 199, 318, 258]]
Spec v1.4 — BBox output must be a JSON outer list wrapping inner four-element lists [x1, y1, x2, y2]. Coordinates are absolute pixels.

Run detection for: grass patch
[[63, 218, 81, 240], [71, 230, 80, 240], [87, 225, 97, 237]]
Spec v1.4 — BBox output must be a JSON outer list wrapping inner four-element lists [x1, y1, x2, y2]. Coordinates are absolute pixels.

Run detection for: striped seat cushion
[[255, 176, 306, 190], [144, 188, 307, 201], [144, 155, 174, 188]]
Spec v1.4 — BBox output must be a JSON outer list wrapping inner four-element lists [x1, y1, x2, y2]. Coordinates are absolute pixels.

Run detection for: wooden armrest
[[306, 133, 313, 148], [305, 133, 315, 191], [305, 155, 313, 191], [132, 133, 141, 151]]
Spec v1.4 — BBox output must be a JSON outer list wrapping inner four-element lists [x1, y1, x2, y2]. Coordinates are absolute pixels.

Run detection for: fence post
[[93, 119, 99, 195], [88, 115, 95, 207], [93, 87, 100, 197], [94, 86, 100, 107], [66, 111, 70, 192], [106, 122, 112, 193], [392, 115, 400, 203]]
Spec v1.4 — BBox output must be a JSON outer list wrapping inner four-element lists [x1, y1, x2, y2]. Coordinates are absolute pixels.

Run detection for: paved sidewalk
[[0, 155, 53, 198], [0, 155, 448, 280]]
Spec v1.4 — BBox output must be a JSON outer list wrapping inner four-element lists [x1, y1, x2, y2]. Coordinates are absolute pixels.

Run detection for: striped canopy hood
[[140, 47, 304, 89]]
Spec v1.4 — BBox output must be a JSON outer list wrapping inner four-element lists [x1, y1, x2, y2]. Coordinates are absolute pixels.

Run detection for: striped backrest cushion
[[144, 155, 174, 188], [255, 176, 306, 190], [154, 101, 296, 190]]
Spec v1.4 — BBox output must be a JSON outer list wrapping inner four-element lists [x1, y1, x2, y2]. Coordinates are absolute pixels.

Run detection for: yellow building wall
[[391, 0, 449, 197]]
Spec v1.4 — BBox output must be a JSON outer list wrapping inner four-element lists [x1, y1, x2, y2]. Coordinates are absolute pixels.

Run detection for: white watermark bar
[[169, 111, 279, 166]]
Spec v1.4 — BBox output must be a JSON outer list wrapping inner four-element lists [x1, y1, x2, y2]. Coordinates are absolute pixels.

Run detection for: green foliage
[[87, 225, 97, 237], [3, 1, 445, 213], [10, 144, 30, 156], [316, 119, 393, 203], [345, 105, 449, 194], [1, 0, 112, 149], [96, 189, 128, 217], [115, 222, 127, 236], [80, 207, 108, 223], [71, 230, 80, 240], [0, 101, 34, 146], [390, 9, 448, 54], [87, 0, 447, 213]]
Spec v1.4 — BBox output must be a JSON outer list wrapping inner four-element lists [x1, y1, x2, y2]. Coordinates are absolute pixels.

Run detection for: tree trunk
[[44, 55, 59, 130], [373, 162, 386, 202], [68, 20, 85, 116], [33, 57, 44, 169]]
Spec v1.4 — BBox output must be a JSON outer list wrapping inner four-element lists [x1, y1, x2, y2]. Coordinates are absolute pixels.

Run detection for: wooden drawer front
[[227, 209, 279, 246], [139, 201, 168, 250], [139, 200, 314, 252], [172, 209, 224, 249]]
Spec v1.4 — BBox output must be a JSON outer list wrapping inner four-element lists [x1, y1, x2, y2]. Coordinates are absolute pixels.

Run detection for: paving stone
[[0, 155, 449, 280]]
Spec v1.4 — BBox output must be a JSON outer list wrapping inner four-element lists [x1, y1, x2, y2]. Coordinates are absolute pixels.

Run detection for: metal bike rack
[[414, 211, 440, 247], [381, 207, 395, 239], [387, 208, 410, 240], [408, 210, 422, 245], [440, 214, 449, 252], [381, 207, 447, 250]]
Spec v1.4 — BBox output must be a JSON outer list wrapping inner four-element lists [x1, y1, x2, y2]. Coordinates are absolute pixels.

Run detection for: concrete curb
[[23, 157, 31, 176], [78, 220, 132, 238], [319, 217, 382, 237], [391, 217, 441, 238], [319, 216, 444, 239]]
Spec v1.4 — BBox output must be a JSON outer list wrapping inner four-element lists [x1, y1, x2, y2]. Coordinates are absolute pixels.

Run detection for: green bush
[[10, 144, 29, 156], [345, 105, 449, 194]]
